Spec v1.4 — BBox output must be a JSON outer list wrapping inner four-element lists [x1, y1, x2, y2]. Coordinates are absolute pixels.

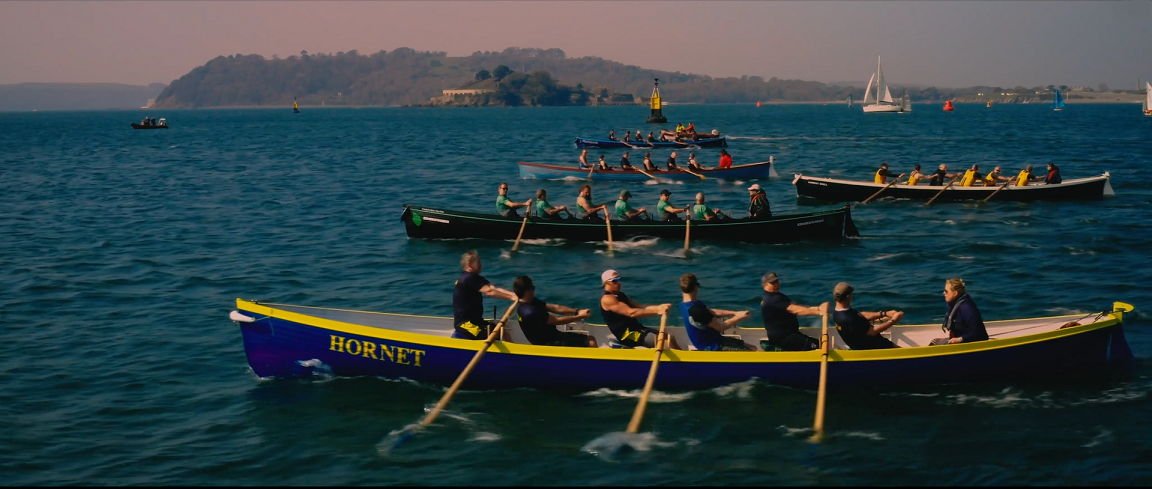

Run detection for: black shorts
[[546, 332, 592, 347], [615, 327, 660, 348], [767, 332, 819, 351]]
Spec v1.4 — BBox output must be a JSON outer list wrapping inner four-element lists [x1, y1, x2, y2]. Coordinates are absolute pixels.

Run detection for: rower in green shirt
[[534, 189, 572, 219], [614, 190, 648, 222], [496, 183, 532, 218], [656, 189, 688, 222], [691, 192, 726, 221]]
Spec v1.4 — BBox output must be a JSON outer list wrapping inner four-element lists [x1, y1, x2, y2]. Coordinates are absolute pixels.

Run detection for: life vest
[[907, 172, 920, 185], [1016, 170, 1031, 187], [960, 169, 977, 187], [874, 168, 888, 184], [984, 171, 1000, 186]]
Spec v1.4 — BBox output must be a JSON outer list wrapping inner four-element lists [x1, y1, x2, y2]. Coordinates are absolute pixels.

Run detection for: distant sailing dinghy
[[861, 56, 905, 113], [900, 89, 912, 113], [1052, 90, 1065, 111], [847, 94, 853, 108], [1144, 82, 1151, 116]]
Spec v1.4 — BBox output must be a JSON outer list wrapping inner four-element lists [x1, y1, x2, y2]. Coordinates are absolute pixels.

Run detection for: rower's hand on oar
[[576, 309, 592, 320]]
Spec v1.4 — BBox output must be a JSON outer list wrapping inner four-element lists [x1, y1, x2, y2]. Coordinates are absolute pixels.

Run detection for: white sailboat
[[862, 55, 904, 113], [900, 88, 912, 113], [1144, 82, 1151, 116]]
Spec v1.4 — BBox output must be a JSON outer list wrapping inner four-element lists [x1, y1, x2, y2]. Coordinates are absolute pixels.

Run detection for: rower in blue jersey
[[452, 251, 518, 340], [513, 276, 597, 347], [678, 274, 754, 351]]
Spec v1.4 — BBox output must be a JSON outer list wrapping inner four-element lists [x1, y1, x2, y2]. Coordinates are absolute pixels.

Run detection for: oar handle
[[809, 312, 831, 443], [627, 312, 668, 433], [420, 301, 519, 428]]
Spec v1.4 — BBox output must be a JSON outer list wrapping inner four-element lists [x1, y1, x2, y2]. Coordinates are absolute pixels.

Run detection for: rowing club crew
[[607, 123, 719, 143], [452, 251, 988, 351], [877, 162, 1063, 186], [579, 149, 734, 171], [498, 182, 772, 221]]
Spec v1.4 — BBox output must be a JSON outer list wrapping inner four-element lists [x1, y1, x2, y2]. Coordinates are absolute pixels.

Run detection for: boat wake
[[579, 387, 694, 403], [777, 425, 885, 442], [711, 379, 758, 398], [581, 431, 678, 462], [593, 237, 660, 252]]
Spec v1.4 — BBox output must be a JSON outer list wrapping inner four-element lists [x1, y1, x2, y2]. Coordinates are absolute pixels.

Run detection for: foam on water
[[579, 387, 695, 403]]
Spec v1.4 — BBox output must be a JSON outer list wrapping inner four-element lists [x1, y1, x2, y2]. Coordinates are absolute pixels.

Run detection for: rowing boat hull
[[233, 299, 1133, 391], [575, 137, 727, 149], [793, 173, 1113, 203], [400, 204, 859, 243], [130, 123, 168, 129], [518, 161, 776, 182]]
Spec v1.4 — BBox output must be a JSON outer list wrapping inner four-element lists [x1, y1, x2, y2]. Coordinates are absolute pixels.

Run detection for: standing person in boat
[[937, 278, 989, 345], [579, 149, 592, 169], [614, 190, 648, 221], [874, 162, 905, 184], [600, 269, 680, 349], [597, 155, 613, 171], [687, 153, 704, 171], [747, 184, 772, 218], [656, 189, 688, 222], [906, 164, 926, 185], [619, 152, 634, 170], [831, 282, 903, 350], [535, 189, 572, 219], [608, 130, 617, 141], [576, 184, 608, 221], [496, 183, 531, 218], [928, 164, 959, 186], [1044, 163, 1062, 184], [718, 149, 733, 169], [513, 276, 597, 347], [679, 273, 755, 351], [959, 164, 984, 187], [666, 151, 680, 170], [691, 192, 726, 221], [984, 166, 1011, 186], [453, 250, 518, 341], [643, 152, 658, 171], [760, 272, 827, 351]]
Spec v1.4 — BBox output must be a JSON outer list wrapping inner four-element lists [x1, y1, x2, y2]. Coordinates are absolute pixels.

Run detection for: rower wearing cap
[[656, 189, 688, 222], [514, 276, 597, 347], [453, 250, 518, 340], [691, 192, 724, 220], [747, 184, 771, 218], [599, 269, 680, 349], [760, 272, 827, 351], [598, 154, 612, 171], [496, 183, 531, 218], [831, 282, 902, 350], [874, 162, 905, 184], [614, 189, 648, 221], [679, 273, 754, 351]]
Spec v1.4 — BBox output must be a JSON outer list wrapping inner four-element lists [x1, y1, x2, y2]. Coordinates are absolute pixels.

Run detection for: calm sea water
[[2, 104, 1151, 485]]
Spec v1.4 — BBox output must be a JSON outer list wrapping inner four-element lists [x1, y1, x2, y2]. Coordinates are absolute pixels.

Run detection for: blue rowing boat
[[232, 299, 1134, 391], [518, 159, 778, 181], [575, 137, 727, 149]]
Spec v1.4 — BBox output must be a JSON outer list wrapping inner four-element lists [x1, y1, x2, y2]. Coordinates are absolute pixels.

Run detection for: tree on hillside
[[493, 65, 512, 80], [475, 69, 491, 81], [1098, 83, 1110, 92], [1059, 85, 1068, 92]]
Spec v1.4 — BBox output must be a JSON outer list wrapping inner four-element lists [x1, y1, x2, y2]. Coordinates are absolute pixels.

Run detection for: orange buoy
[[943, 100, 954, 112], [756, 101, 762, 107]]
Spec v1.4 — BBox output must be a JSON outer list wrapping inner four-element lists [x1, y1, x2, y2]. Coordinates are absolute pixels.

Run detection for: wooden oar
[[861, 179, 900, 204], [809, 312, 831, 444], [681, 167, 707, 180], [510, 201, 532, 252], [981, 181, 1012, 203], [925, 177, 959, 206], [636, 168, 659, 180], [587, 165, 596, 180], [626, 313, 669, 433], [604, 210, 614, 254], [683, 218, 691, 253], [419, 301, 518, 430]]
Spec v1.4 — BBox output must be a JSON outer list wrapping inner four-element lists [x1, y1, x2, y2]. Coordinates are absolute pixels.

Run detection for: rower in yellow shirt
[[959, 164, 984, 187], [984, 166, 1012, 186], [906, 164, 926, 185], [1015, 165, 1041, 187], [874, 162, 905, 184]]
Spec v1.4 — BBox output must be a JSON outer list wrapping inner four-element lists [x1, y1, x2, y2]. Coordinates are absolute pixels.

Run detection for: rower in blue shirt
[[678, 274, 753, 351]]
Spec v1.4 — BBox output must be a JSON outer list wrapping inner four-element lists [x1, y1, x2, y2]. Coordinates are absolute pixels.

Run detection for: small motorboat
[[131, 117, 168, 129]]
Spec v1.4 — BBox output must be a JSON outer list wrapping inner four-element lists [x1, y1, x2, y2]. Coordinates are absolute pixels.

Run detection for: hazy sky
[[1, 1, 1149, 89]]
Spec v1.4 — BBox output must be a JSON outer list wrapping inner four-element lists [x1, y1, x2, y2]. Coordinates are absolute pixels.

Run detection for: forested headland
[[152, 47, 1084, 108]]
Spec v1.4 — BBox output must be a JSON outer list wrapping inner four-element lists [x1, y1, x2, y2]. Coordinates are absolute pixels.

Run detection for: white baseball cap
[[748, 184, 762, 191], [601, 269, 621, 284]]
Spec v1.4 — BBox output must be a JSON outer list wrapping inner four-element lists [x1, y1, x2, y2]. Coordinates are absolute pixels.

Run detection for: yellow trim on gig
[[235, 299, 1125, 365]]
